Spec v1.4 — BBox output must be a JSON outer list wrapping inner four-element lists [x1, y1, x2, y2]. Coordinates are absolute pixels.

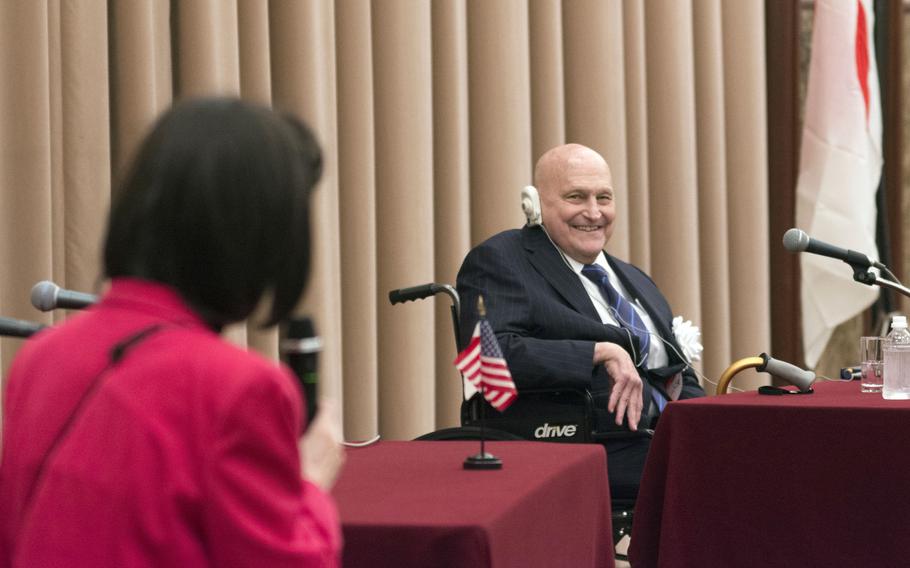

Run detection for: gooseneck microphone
[[281, 317, 322, 429], [30, 281, 98, 312], [0, 316, 46, 338], [782, 228, 881, 270]]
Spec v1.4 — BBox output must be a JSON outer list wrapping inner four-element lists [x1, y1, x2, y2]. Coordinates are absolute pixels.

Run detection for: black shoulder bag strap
[[15, 324, 168, 540]]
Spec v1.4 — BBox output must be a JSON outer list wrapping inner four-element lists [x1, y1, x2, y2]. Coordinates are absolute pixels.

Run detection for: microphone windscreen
[[782, 228, 809, 252], [287, 317, 316, 342], [30, 281, 59, 312]]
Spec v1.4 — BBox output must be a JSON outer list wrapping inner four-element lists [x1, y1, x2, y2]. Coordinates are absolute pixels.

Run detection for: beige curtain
[[0, 0, 770, 439]]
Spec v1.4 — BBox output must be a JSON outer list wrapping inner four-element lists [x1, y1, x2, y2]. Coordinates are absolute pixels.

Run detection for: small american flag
[[453, 319, 517, 411]]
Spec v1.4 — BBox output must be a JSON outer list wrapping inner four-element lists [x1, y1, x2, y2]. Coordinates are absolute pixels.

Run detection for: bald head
[[531, 144, 616, 263], [534, 144, 610, 195]]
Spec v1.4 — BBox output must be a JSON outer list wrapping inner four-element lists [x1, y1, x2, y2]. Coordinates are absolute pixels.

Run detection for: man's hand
[[593, 342, 644, 430]]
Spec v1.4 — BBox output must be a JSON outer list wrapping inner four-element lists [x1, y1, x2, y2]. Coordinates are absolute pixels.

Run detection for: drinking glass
[[860, 336, 884, 393]]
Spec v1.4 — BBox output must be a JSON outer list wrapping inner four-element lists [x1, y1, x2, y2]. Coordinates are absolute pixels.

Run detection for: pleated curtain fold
[[0, 0, 770, 440]]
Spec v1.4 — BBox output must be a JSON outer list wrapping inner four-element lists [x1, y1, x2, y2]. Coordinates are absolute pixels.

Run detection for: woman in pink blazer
[[0, 98, 344, 567]]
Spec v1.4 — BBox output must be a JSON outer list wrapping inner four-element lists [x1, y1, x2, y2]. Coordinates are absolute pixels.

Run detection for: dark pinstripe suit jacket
[[456, 225, 704, 429]]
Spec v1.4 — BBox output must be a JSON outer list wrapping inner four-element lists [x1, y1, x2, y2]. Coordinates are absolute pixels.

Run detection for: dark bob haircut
[[103, 97, 322, 328]]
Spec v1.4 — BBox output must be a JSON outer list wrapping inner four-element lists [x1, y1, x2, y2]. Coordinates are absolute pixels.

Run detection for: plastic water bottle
[[883, 315, 910, 399]]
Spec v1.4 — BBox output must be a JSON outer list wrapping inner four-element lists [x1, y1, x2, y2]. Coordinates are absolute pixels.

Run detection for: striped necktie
[[581, 263, 650, 368]]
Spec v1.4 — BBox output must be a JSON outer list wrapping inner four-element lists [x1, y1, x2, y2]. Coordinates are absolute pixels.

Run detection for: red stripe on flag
[[855, 0, 870, 122], [453, 318, 518, 412], [453, 336, 480, 369]]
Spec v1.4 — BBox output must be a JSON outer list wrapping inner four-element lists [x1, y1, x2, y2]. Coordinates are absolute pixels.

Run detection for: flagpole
[[479, 383, 487, 457], [464, 295, 502, 470]]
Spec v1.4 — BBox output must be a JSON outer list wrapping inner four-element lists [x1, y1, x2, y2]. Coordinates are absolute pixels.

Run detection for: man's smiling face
[[538, 145, 615, 264]]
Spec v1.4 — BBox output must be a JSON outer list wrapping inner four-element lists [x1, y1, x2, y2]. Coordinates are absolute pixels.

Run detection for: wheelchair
[[390, 282, 652, 554]]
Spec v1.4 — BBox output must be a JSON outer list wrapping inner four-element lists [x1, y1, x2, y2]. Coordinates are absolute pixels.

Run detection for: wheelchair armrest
[[461, 386, 595, 420], [520, 387, 595, 411], [591, 428, 654, 443]]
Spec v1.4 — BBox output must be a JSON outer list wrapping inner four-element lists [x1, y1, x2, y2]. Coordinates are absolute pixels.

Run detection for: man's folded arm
[[494, 333, 598, 390], [457, 238, 640, 394]]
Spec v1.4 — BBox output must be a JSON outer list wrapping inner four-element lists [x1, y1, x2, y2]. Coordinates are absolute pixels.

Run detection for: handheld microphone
[[782, 228, 879, 270], [30, 280, 98, 312], [281, 317, 322, 429], [0, 316, 46, 338]]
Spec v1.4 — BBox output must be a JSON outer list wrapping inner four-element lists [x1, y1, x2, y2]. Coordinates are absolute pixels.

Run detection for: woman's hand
[[300, 398, 346, 491]]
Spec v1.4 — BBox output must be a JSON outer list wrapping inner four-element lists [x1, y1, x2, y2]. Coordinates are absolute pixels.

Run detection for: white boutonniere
[[672, 316, 703, 363]]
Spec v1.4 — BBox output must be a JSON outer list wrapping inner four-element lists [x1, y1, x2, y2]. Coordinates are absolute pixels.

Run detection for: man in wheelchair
[[455, 143, 705, 503]]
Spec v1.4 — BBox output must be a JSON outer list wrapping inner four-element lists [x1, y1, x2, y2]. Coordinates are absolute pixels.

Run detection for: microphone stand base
[[463, 453, 502, 470]]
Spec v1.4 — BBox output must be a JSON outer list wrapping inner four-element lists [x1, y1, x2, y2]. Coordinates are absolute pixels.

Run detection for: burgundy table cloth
[[630, 380, 910, 567], [332, 441, 614, 568]]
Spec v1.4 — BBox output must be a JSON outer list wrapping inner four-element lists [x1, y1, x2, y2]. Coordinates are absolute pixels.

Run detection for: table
[[629, 380, 910, 567], [332, 440, 614, 568]]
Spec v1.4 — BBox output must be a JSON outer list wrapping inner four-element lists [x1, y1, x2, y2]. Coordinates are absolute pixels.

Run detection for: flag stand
[[462, 296, 502, 470], [387, 284, 508, 469], [463, 387, 502, 470]]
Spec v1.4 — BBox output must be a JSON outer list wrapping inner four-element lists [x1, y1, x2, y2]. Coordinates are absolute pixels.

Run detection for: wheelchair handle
[[389, 283, 460, 311], [389, 283, 441, 304], [388, 282, 462, 357]]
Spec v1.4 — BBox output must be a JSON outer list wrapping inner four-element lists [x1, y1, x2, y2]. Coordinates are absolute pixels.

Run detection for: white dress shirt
[[562, 251, 669, 370]]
